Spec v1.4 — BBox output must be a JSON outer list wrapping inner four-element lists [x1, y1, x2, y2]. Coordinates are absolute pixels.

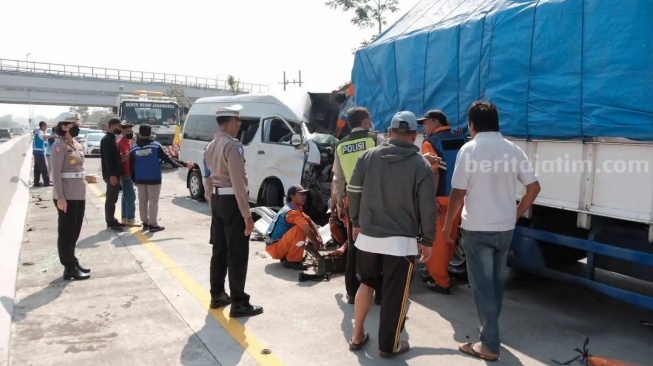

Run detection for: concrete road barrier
[[0, 134, 30, 366], [0, 135, 30, 225]]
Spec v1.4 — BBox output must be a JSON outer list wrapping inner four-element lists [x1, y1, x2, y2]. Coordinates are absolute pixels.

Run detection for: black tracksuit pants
[[357, 249, 416, 354], [105, 182, 121, 226], [209, 192, 250, 305], [54, 200, 85, 269]]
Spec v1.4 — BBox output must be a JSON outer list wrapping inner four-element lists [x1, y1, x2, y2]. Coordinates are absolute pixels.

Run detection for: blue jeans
[[120, 175, 136, 221], [461, 229, 514, 355]]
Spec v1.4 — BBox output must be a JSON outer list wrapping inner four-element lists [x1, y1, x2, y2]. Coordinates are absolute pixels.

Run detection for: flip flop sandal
[[459, 342, 499, 362], [349, 332, 370, 351], [380, 340, 410, 358]]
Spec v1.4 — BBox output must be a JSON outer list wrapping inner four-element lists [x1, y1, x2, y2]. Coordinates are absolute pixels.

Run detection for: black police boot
[[425, 279, 451, 295], [75, 259, 91, 274], [63, 266, 90, 281], [229, 303, 263, 318], [210, 293, 232, 309]]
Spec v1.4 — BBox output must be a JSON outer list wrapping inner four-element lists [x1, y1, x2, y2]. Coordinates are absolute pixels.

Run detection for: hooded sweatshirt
[[129, 138, 187, 185], [347, 139, 437, 247]]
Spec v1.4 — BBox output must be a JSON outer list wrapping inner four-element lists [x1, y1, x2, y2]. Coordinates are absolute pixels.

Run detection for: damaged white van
[[178, 92, 341, 217]]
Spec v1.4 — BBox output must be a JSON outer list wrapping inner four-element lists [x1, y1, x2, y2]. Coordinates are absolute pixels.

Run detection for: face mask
[[115, 128, 122, 136], [69, 126, 80, 138], [125, 133, 134, 140]]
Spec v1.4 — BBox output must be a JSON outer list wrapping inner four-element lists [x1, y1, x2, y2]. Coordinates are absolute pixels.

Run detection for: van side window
[[196, 118, 219, 142], [182, 114, 200, 139], [237, 120, 259, 146], [262, 118, 299, 144]]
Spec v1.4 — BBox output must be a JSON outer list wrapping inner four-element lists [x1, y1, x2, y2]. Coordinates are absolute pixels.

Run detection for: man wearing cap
[[346, 111, 436, 358], [264, 185, 324, 270], [204, 105, 263, 318], [101, 117, 126, 231], [50, 114, 90, 280], [331, 106, 385, 305], [117, 122, 138, 227], [130, 125, 193, 232], [417, 110, 467, 295]]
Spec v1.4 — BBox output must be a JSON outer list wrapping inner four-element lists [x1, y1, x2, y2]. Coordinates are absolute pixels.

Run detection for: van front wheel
[[263, 182, 283, 209], [189, 170, 205, 201]]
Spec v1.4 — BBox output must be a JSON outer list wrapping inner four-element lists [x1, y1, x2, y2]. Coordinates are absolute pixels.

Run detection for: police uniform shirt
[[203, 131, 251, 220], [51, 138, 86, 201]]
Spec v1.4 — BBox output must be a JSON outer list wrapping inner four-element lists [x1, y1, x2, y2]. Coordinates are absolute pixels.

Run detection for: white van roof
[[193, 93, 311, 122]]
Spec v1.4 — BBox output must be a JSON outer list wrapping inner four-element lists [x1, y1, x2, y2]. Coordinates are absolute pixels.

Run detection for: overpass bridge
[[0, 58, 269, 107]]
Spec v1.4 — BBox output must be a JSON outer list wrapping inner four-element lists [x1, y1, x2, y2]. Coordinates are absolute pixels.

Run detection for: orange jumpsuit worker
[[264, 185, 324, 270], [417, 110, 466, 295]]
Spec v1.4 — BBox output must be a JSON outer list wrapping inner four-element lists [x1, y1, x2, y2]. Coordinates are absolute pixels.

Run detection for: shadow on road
[[77, 229, 117, 249], [172, 197, 210, 217], [408, 268, 650, 365], [180, 313, 249, 366], [334, 293, 460, 364], [11, 278, 70, 323]]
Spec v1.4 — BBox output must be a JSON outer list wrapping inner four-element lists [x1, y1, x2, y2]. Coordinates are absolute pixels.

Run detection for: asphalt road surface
[[9, 156, 653, 366]]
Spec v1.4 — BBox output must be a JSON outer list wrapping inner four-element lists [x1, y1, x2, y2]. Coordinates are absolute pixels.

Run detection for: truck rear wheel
[[188, 170, 205, 201]]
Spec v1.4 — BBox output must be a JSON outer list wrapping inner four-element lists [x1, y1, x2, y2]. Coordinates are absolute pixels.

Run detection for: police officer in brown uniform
[[204, 105, 263, 318], [50, 113, 90, 281]]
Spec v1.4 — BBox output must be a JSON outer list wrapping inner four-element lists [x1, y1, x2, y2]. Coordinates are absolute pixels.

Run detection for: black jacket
[[100, 132, 123, 181]]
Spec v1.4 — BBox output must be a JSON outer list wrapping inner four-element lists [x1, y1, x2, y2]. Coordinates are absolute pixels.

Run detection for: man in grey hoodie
[[346, 111, 437, 358]]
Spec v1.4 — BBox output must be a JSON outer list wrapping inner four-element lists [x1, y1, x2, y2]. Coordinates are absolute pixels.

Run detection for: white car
[[84, 132, 105, 156], [178, 93, 338, 217]]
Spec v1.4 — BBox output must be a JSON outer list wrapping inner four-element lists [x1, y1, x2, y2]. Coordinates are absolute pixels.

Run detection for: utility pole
[[279, 70, 303, 91], [26, 53, 33, 129]]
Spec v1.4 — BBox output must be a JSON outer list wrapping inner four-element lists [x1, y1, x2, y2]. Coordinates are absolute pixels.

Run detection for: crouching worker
[[265, 185, 324, 270]]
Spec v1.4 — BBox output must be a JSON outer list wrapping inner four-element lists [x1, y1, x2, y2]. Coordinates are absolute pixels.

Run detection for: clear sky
[[0, 0, 420, 119]]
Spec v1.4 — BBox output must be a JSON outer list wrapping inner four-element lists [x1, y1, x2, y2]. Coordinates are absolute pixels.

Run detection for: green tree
[[68, 106, 90, 121], [326, 0, 400, 35], [227, 75, 243, 95], [164, 85, 191, 109], [87, 108, 113, 124]]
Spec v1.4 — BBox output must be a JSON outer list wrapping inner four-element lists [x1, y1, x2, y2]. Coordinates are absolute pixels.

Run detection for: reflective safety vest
[[32, 129, 46, 155], [425, 127, 467, 196], [264, 203, 298, 245], [336, 130, 379, 184]]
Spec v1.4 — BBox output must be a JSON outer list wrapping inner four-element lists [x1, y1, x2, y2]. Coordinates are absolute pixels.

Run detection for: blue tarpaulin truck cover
[[351, 0, 653, 140]]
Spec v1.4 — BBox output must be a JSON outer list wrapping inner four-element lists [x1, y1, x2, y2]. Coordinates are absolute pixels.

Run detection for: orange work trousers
[[265, 226, 306, 263], [426, 196, 461, 288]]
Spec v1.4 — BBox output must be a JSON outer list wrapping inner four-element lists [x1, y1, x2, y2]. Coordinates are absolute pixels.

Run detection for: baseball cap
[[121, 120, 134, 128], [417, 110, 448, 125], [390, 111, 418, 132], [287, 184, 309, 197]]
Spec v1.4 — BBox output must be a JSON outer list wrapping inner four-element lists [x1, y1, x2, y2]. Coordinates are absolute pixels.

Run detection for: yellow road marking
[[87, 183, 284, 366]]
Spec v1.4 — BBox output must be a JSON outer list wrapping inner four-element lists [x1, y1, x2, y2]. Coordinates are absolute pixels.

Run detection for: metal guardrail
[[0, 58, 269, 94]]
